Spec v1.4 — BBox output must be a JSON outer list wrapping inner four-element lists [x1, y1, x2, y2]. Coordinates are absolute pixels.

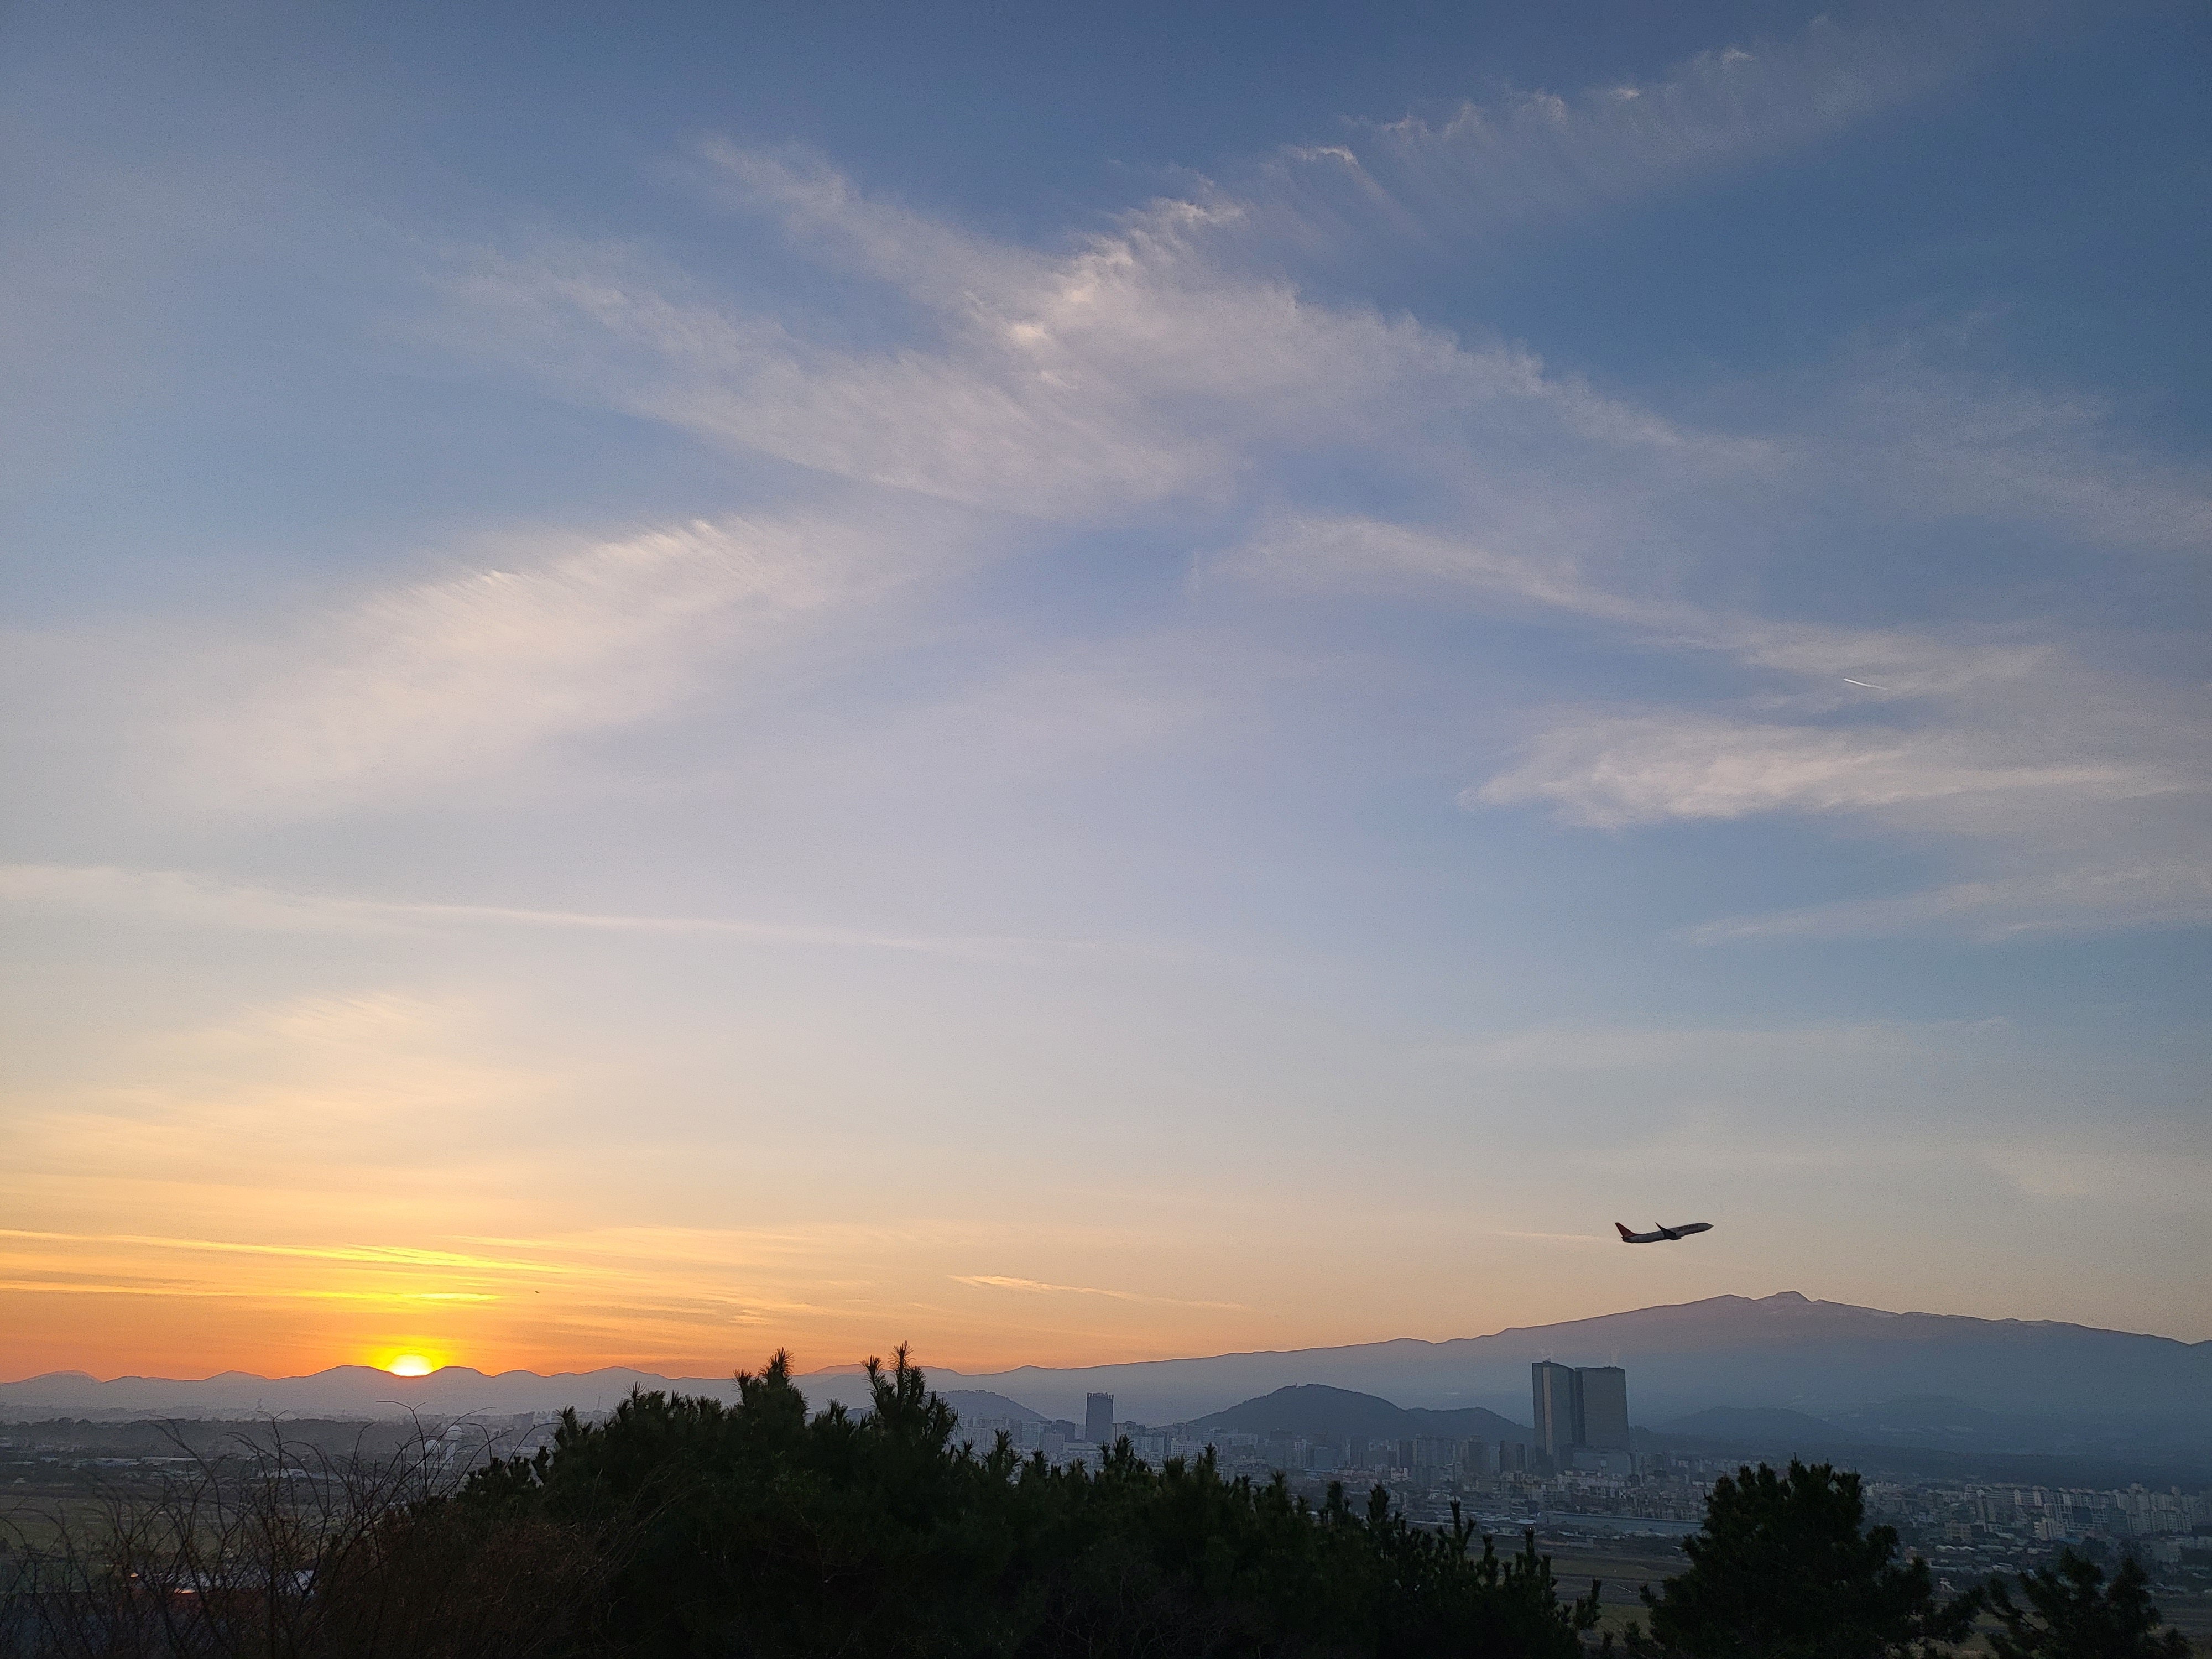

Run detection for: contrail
[[1841, 677, 1888, 691]]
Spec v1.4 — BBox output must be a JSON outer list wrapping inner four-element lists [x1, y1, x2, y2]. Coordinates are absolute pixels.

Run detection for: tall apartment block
[[1085, 1392, 1114, 1447], [1531, 1361, 1582, 1460], [1577, 1366, 1630, 1451], [1530, 1361, 1632, 1462]]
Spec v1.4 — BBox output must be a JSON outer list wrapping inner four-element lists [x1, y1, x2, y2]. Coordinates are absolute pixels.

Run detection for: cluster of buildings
[[1955, 1483, 2212, 1545], [973, 1364, 1635, 1483], [974, 1394, 1518, 1480], [948, 1367, 2212, 1598], [1863, 1476, 2212, 1595]]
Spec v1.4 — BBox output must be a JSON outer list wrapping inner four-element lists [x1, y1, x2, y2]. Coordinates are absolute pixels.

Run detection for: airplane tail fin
[[1614, 1222, 1634, 1240]]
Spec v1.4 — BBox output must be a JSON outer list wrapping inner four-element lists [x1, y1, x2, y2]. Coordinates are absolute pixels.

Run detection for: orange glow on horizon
[[0, 1206, 1833, 1381]]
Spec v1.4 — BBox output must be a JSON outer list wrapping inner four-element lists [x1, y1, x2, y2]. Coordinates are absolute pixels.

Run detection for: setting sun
[[385, 1354, 434, 1377]]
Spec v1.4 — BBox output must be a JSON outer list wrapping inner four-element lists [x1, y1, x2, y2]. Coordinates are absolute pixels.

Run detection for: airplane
[[1615, 1221, 1713, 1244]]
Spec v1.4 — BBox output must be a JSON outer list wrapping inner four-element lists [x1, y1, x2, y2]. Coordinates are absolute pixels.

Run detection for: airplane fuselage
[[1615, 1221, 1713, 1244]]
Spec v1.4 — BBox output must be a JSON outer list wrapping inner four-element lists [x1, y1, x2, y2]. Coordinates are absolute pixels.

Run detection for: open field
[[1535, 1535, 1687, 1644]]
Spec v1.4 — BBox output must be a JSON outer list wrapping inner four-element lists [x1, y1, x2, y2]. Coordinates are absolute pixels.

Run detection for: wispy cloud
[[7, 4, 2190, 948], [1215, 513, 1693, 623], [1229, 4, 2014, 253], [1685, 859, 2212, 941], [146, 508, 964, 813], [0, 505, 980, 821], [20, 11, 2093, 827], [1485, 661, 2210, 937], [0, 1228, 557, 1276], [1218, 499, 2210, 940], [0, 1279, 502, 1306], [1985, 1142, 2212, 1210], [444, 127, 1780, 535], [1472, 712, 2184, 831], [951, 1276, 1244, 1311], [1420, 1020, 1988, 1072], [1823, 341, 2212, 556], [0, 863, 1093, 963], [17, 107, 1804, 824]]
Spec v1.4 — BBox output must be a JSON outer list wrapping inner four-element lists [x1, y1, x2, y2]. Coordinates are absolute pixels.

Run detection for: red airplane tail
[[1614, 1222, 1634, 1240]]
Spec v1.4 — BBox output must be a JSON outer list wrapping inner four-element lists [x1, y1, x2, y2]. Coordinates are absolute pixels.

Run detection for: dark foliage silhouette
[[464, 1345, 1602, 1656], [3, 1348, 1600, 1658], [1985, 1548, 2189, 1659], [1625, 1460, 1981, 1659]]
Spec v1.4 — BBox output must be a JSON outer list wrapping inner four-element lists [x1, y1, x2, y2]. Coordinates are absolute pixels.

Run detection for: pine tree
[[1986, 1548, 2189, 1659], [1627, 1460, 1981, 1659]]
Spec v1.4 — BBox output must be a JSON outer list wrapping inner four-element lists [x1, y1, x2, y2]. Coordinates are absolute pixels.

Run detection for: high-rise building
[[1085, 1392, 1114, 1447], [1531, 1361, 1633, 1461], [1531, 1361, 1581, 1460], [1577, 1366, 1630, 1451]]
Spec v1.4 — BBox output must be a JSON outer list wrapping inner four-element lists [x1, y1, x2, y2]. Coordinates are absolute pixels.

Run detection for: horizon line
[[8, 1288, 2199, 1390]]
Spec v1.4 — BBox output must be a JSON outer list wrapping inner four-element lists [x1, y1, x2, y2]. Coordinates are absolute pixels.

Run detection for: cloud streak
[[0, 1228, 557, 1276], [951, 1276, 1245, 1311], [1685, 859, 2212, 941], [0, 863, 1103, 964], [1420, 1020, 1994, 1072], [1219, 503, 2209, 938], [1472, 713, 2183, 831], [1254, 6, 2006, 242], [145, 508, 965, 814], [448, 179, 1726, 527]]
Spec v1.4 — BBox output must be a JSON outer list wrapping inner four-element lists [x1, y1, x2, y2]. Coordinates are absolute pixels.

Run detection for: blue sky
[[2, 0, 2207, 1379]]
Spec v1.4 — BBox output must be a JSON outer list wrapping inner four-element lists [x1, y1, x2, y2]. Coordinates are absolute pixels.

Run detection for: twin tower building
[[1531, 1360, 1630, 1464]]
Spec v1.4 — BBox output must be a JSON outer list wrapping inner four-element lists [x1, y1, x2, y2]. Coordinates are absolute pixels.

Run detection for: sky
[[2, 0, 2208, 1384]]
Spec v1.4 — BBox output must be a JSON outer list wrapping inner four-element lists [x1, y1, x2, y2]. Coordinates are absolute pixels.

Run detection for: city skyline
[[3, 0, 2209, 1381]]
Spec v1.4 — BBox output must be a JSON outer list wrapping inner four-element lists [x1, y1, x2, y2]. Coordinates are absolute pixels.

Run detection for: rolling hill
[[1193, 1384, 1529, 1444]]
